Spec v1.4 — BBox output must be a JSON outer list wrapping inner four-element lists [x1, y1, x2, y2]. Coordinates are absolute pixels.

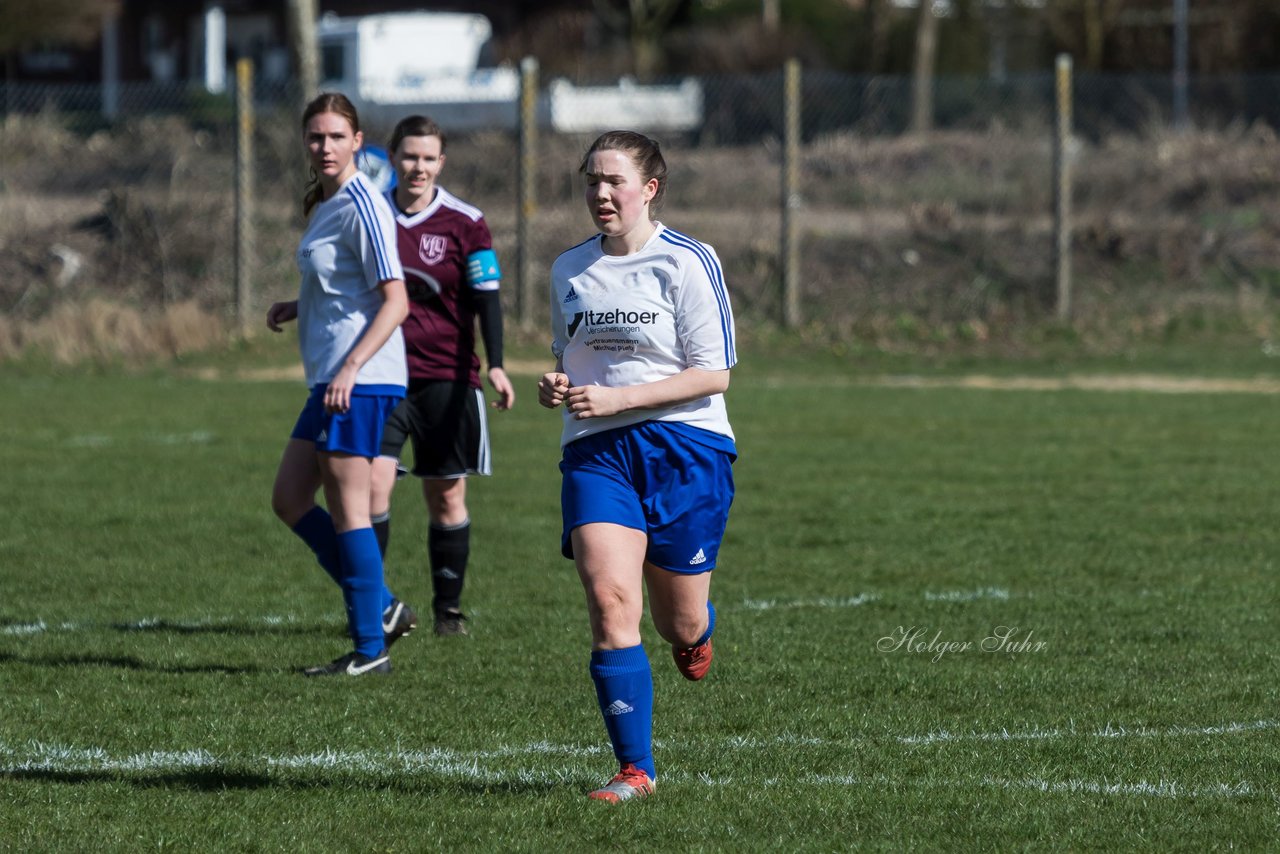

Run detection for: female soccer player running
[[538, 131, 737, 801], [267, 92, 411, 677], [369, 115, 515, 640]]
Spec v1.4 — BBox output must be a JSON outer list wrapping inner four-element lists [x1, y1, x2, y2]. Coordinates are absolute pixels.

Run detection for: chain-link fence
[[3, 67, 1279, 359]]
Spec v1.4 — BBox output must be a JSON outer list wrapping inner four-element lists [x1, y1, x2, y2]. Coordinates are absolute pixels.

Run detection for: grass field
[[1, 349, 1278, 851]]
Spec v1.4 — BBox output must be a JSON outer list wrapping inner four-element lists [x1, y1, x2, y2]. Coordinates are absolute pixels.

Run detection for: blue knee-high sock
[[697, 601, 717, 646], [336, 527, 386, 657], [590, 646, 655, 780], [292, 507, 396, 612]]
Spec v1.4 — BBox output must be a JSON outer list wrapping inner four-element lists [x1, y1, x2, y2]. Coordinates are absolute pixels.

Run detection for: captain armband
[[466, 249, 501, 292]]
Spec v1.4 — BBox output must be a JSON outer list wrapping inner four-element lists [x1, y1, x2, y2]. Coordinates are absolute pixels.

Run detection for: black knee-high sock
[[429, 519, 470, 613], [372, 511, 391, 559]]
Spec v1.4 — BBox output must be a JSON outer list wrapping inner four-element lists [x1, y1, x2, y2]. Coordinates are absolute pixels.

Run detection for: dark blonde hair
[[301, 92, 361, 215], [579, 130, 668, 217], [388, 114, 447, 155]]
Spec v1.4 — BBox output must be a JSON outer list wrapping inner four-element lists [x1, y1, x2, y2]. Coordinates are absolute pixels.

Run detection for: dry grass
[[0, 299, 225, 365], [2, 110, 1279, 364]]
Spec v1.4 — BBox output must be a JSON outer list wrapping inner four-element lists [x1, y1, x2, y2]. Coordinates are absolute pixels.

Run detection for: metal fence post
[[1053, 54, 1073, 322], [1173, 0, 1189, 131], [101, 9, 120, 121], [235, 58, 254, 337], [782, 58, 801, 329], [517, 56, 539, 331]]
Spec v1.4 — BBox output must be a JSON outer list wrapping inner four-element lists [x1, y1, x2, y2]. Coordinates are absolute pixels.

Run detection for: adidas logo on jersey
[[604, 699, 634, 716], [689, 548, 707, 566], [563, 286, 579, 304]]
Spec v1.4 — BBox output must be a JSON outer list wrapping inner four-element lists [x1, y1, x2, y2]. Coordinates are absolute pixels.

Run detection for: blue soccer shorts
[[290, 384, 404, 459], [560, 420, 737, 574]]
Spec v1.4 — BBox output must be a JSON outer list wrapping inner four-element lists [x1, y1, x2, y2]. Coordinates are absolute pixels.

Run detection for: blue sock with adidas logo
[[336, 527, 387, 657], [589, 646, 656, 780], [291, 507, 396, 616]]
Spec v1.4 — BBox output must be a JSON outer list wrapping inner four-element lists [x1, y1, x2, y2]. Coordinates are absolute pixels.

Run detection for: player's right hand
[[538, 372, 570, 409], [266, 300, 299, 332]]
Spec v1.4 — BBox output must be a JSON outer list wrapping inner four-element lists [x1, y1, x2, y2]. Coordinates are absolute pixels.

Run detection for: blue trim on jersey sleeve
[[345, 179, 398, 283], [660, 229, 735, 368], [466, 248, 502, 287]]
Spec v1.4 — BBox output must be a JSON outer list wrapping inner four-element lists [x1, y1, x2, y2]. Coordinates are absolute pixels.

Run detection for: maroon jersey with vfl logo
[[384, 187, 497, 387]]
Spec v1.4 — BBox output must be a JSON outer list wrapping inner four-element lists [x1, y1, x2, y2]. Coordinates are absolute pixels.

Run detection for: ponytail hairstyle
[[301, 92, 361, 216], [388, 114, 447, 156], [579, 130, 668, 218]]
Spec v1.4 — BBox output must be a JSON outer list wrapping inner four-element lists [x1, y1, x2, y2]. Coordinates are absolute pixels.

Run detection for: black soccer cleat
[[302, 650, 391, 677], [382, 599, 419, 648], [433, 608, 469, 637]]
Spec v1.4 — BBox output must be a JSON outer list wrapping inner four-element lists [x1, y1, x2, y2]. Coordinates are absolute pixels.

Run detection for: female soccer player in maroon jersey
[[370, 115, 515, 640]]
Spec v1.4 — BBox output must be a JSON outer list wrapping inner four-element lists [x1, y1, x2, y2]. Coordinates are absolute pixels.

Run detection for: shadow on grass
[[0, 618, 336, 639], [0, 767, 566, 796], [110, 619, 333, 638], [0, 650, 276, 675]]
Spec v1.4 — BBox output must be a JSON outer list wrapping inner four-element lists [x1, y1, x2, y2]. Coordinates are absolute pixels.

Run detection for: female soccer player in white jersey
[[266, 92, 411, 677], [369, 114, 515, 640], [538, 131, 737, 802]]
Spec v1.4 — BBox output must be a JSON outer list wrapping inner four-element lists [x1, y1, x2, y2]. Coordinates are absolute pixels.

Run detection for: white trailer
[[545, 77, 704, 134], [316, 11, 705, 135], [317, 11, 519, 131]]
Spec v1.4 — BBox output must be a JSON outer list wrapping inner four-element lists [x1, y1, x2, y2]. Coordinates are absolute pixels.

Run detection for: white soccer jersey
[[550, 222, 737, 446], [296, 171, 407, 389]]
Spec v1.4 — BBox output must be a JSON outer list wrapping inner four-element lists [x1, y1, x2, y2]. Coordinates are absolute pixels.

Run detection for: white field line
[[2, 589, 1020, 637], [924, 586, 1010, 602], [221, 362, 1280, 397], [896, 718, 1280, 746], [1, 615, 308, 635], [754, 374, 1280, 395], [1, 734, 1269, 800], [66, 431, 216, 448], [805, 772, 1258, 800], [734, 594, 880, 612]]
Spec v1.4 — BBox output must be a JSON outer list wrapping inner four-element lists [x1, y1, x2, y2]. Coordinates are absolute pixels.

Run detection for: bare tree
[[1045, 0, 1123, 71], [866, 0, 893, 74], [593, 0, 684, 80], [911, 0, 940, 133], [285, 0, 319, 110], [762, 0, 780, 33]]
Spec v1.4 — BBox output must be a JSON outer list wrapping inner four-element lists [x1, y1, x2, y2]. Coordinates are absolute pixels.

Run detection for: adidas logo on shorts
[[689, 548, 707, 566]]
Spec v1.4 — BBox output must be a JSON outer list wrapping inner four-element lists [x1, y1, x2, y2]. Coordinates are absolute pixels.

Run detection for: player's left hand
[[565, 384, 626, 420], [488, 367, 515, 411]]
